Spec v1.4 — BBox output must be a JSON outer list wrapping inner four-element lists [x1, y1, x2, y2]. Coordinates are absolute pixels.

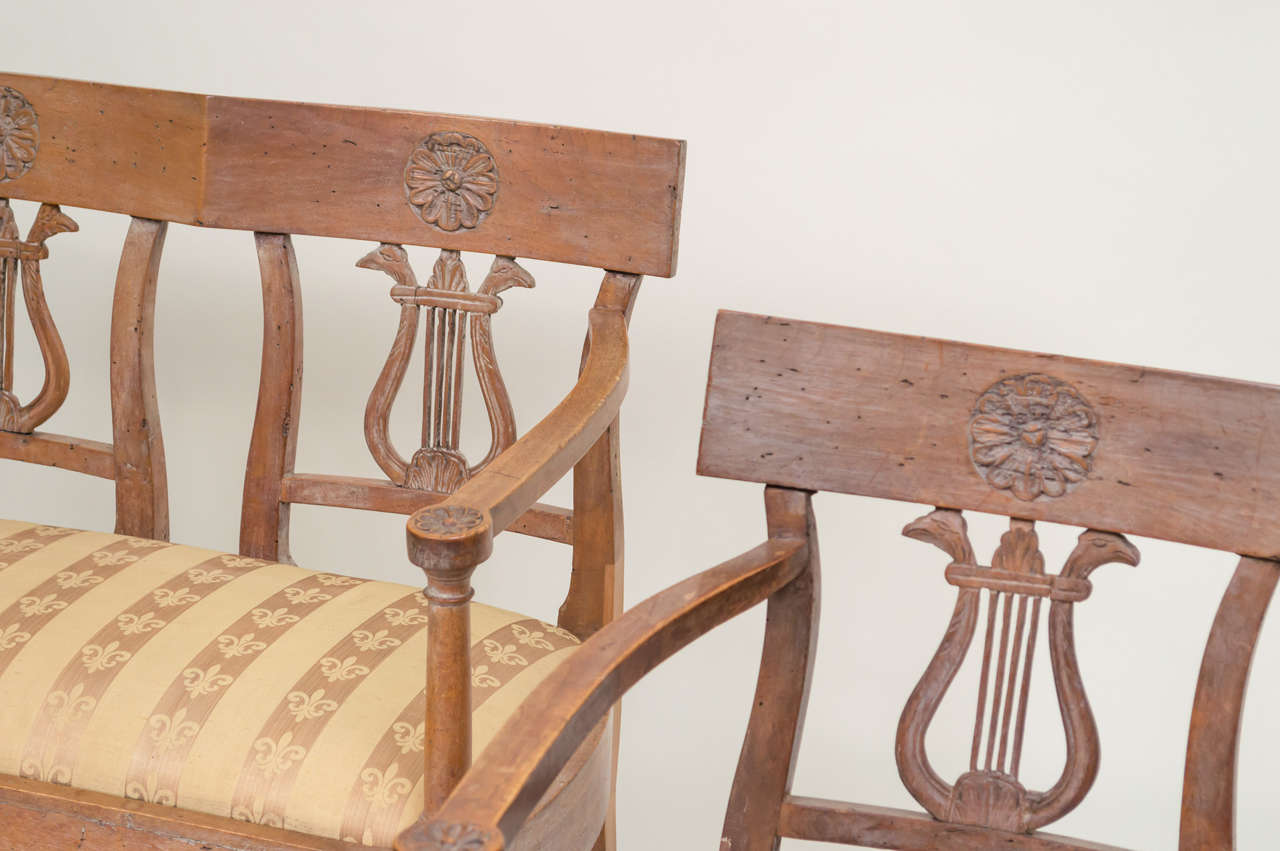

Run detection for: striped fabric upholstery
[[0, 519, 581, 846]]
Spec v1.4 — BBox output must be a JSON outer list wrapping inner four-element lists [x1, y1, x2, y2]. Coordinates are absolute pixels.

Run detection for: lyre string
[[984, 592, 1014, 771], [1010, 597, 1042, 777], [997, 594, 1031, 773], [971, 588, 999, 772], [450, 311, 467, 449], [440, 309, 457, 447], [421, 307, 436, 449], [432, 307, 447, 447]]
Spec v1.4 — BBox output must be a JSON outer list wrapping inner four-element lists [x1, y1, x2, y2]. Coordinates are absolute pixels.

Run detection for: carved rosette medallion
[[412, 506, 485, 539], [404, 132, 498, 231], [421, 821, 496, 849], [968, 373, 1098, 501], [0, 87, 39, 182]]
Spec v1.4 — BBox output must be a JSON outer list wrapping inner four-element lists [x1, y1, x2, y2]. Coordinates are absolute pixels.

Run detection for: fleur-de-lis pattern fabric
[[0, 519, 581, 846]]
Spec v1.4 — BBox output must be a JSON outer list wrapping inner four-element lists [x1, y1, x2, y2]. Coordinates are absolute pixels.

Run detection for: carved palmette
[[357, 244, 533, 493], [0, 199, 77, 434], [896, 510, 1139, 833]]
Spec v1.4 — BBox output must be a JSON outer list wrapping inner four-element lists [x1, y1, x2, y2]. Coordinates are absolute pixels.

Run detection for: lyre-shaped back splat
[[358, 244, 533, 494], [0, 199, 77, 433], [896, 509, 1139, 833]]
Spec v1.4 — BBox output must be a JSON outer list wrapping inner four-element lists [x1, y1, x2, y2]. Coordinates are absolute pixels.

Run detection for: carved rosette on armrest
[[0, 200, 78, 434], [896, 509, 1139, 834], [408, 505, 493, 601]]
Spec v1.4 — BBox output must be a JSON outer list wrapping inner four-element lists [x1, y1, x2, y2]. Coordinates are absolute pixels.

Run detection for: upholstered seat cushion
[[0, 519, 580, 846]]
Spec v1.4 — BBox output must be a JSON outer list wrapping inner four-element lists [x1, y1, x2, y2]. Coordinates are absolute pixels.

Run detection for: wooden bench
[[0, 72, 684, 850], [413, 310, 1279, 850]]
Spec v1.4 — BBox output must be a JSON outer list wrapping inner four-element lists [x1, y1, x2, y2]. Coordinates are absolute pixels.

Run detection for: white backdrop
[[3, 2, 1279, 848]]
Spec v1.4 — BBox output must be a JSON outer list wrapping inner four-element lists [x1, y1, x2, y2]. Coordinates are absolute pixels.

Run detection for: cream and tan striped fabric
[[0, 519, 581, 846]]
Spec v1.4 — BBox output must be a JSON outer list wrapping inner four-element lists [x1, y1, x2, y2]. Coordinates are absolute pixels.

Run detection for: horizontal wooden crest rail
[[698, 310, 1280, 559], [0, 73, 686, 276]]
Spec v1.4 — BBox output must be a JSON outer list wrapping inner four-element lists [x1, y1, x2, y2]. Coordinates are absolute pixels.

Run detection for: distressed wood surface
[[776, 797, 1129, 851], [894, 513, 1138, 835], [401, 277, 634, 834], [0, 75, 206, 224], [280, 473, 572, 544], [1179, 556, 1280, 850], [699, 310, 1280, 559], [396, 533, 808, 850], [556, 275, 642, 851], [240, 233, 304, 561], [721, 488, 820, 849], [109, 216, 168, 540], [0, 772, 363, 850], [406, 296, 629, 555], [563, 420, 625, 851], [505, 720, 612, 851], [0, 72, 685, 276], [0, 430, 113, 478]]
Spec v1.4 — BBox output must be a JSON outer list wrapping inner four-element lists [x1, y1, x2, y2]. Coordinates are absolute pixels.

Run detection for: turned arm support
[[395, 489, 813, 850], [407, 275, 634, 814]]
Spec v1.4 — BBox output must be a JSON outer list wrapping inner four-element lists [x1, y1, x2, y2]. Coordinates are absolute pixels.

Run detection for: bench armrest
[[405, 302, 629, 572], [406, 273, 637, 815], [394, 536, 810, 851]]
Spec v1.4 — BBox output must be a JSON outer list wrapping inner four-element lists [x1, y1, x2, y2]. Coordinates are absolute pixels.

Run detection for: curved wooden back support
[[0, 72, 685, 275], [694, 310, 1280, 849], [699, 311, 1280, 558]]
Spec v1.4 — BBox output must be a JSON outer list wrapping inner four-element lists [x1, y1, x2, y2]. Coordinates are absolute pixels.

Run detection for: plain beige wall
[[3, 1, 1279, 847]]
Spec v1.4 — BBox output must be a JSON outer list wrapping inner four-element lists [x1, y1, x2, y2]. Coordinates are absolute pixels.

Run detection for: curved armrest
[[394, 536, 810, 851], [405, 303, 628, 575]]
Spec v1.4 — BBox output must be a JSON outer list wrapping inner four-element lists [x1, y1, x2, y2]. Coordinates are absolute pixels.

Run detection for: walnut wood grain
[[279, 473, 572, 544], [0, 75, 206, 224], [406, 296, 629, 554], [397, 532, 807, 850], [776, 797, 1129, 851], [109, 216, 168, 540], [562, 273, 640, 851], [558, 272, 644, 640], [240, 233, 304, 561], [0, 430, 113, 478], [469, 256, 537, 475], [506, 721, 612, 851], [402, 282, 631, 824], [0, 73, 685, 277], [359, 244, 419, 485], [558, 422, 624, 639], [721, 488, 820, 850], [896, 513, 1138, 834], [0, 202, 78, 434], [698, 310, 1280, 559], [1179, 556, 1280, 850]]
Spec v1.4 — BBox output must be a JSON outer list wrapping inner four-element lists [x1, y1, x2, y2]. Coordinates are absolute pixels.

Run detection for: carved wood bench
[[0, 73, 684, 850], [413, 310, 1278, 850]]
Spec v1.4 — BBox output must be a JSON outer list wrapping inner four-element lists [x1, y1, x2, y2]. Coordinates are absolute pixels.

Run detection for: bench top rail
[[0, 72, 685, 277]]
